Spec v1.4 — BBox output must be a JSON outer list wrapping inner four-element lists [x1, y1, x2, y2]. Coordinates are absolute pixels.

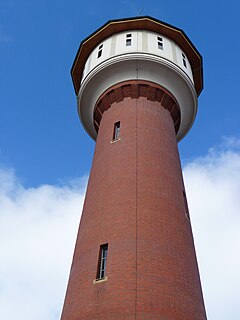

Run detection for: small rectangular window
[[157, 36, 163, 50], [182, 53, 187, 68], [97, 244, 108, 279], [126, 34, 132, 46], [97, 44, 103, 58], [113, 121, 120, 140]]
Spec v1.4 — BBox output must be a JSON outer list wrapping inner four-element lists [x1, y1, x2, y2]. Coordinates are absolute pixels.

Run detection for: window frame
[[97, 244, 108, 280], [113, 121, 121, 141], [182, 53, 187, 68], [126, 33, 132, 46], [97, 44, 103, 58], [157, 36, 163, 50]]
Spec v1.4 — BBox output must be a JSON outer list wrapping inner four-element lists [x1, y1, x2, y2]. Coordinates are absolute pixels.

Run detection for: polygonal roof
[[71, 16, 203, 96]]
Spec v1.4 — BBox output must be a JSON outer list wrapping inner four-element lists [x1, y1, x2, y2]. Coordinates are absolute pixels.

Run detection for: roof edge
[[71, 16, 203, 96]]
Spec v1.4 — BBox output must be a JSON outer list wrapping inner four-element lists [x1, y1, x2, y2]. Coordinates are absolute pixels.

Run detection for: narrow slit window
[[97, 244, 108, 279], [97, 44, 103, 58], [113, 121, 120, 141], [157, 36, 163, 50], [182, 53, 187, 68], [126, 33, 132, 46]]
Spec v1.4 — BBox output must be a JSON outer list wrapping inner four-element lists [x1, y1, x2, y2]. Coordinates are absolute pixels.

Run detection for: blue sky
[[1, 0, 239, 186], [0, 1, 240, 319]]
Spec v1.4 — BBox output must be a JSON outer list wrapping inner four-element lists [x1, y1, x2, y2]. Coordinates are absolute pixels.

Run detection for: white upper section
[[78, 30, 197, 142], [82, 30, 193, 84]]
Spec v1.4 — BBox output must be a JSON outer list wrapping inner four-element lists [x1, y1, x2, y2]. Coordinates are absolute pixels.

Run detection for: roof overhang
[[71, 16, 203, 96]]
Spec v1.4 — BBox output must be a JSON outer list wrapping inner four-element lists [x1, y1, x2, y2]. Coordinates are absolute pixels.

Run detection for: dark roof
[[71, 16, 203, 96]]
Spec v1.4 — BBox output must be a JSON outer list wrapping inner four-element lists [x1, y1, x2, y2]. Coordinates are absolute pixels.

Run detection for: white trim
[[78, 53, 197, 142]]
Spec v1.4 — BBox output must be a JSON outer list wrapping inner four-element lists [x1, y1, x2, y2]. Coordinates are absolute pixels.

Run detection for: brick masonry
[[60, 82, 207, 319], [94, 80, 181, 135]]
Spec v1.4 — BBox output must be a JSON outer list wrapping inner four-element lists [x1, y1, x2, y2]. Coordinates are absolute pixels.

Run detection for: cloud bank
[[184, 137, 240, 319], [0, 137, 240, 319], [0, 169, 87, 320]]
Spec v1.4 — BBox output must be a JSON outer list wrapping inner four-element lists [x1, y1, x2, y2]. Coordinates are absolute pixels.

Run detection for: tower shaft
[[61, 81, 207, 319]]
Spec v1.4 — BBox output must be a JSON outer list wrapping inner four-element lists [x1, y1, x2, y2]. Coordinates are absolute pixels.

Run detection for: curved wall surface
[[82, 30, 194, 83], [61, 16, 206, 320], [61, 83, 207, 320]]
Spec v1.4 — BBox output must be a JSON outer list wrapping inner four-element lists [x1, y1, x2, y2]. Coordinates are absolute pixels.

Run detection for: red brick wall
[[61, 86, 207, 319]]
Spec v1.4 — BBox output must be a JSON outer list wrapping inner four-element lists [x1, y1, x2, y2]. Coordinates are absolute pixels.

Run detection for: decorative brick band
[[93, 80, 181, 134]]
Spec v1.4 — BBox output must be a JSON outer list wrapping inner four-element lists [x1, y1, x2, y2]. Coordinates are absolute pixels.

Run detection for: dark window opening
[[97, 44, 103, 58], [126, 34, 132, 46], [113, 121, 120, 140], [157, 36, 163, 49], [182, 53, 187, 68], [97, 244, 108, 279], [126, 39, 131, 46]]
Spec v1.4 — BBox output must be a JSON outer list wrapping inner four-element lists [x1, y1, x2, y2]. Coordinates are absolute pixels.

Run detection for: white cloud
[[0, 137, 240, 319], [0, 167, 87, 320], [183, 138, 240, 319]]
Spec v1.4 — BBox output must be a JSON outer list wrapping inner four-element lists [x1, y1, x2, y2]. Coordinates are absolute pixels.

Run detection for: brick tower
[[60, 17, 207, 319]]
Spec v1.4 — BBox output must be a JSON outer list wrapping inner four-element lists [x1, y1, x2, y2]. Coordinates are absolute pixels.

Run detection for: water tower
[[60, 16, 207, 320]]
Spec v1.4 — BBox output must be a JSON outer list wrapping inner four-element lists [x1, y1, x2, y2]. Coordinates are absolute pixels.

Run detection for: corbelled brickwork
[[94, 80, 181, 135], [60, 85, 207, 319]]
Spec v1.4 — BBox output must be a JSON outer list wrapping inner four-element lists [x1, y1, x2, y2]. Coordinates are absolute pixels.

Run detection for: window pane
[[102, 248, 108, 258], [157, 36, 163, 50], [97, 243, 108, 279], [116, 127, 120, 139], [113, 121, 120, 140], [101, 258, 106, 270]]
